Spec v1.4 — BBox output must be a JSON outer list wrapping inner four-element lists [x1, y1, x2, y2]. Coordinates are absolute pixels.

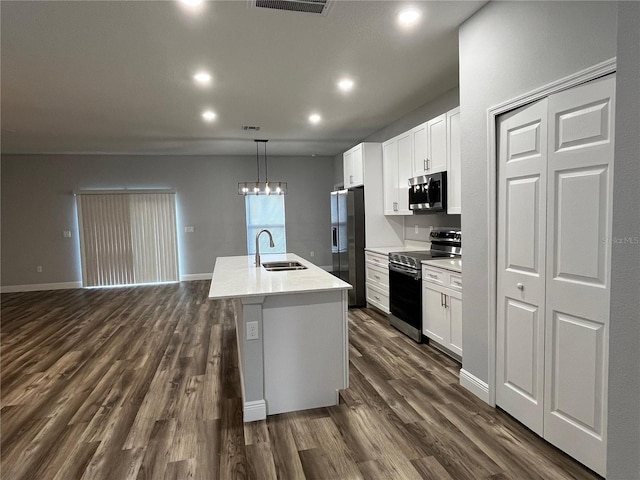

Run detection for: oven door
[[388, 263, 422, 338]]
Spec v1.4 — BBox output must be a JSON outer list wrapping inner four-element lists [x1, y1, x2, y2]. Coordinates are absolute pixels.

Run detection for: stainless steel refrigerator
[[330, 187, 365, 307]]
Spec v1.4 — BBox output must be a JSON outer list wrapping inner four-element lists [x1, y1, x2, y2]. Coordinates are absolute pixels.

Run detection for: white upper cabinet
[[381, 106, 461, 216], [382, 132, 412, 215], [343, 144, 364, 188], [412, 113, 447, 177], [446, 107, 462, 214], [411, 122, 428, 176]]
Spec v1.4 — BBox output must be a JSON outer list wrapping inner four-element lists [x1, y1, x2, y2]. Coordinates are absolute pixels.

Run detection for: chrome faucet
[[255, 229, 275, 267]]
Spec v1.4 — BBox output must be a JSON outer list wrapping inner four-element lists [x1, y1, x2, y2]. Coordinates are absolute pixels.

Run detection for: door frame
[[485, 57, 617, 406]]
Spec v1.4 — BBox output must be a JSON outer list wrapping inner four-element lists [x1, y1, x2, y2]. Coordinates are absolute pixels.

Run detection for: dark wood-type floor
[[1, 281, 600, 480]]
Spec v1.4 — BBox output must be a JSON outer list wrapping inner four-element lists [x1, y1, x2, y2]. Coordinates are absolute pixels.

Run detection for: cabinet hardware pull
[[517, 283, 524, 290], [441, 293, 444, 306], [444, 295, 448, 308], [423, 159, 427, 171], [427, 273, 438, 279]]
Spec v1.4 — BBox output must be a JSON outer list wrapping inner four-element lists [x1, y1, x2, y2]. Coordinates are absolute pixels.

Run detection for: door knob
[[517, 283, 524, 290]]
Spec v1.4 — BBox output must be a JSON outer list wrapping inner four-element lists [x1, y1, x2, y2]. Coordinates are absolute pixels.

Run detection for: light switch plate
[[184, 226, 195, 233]]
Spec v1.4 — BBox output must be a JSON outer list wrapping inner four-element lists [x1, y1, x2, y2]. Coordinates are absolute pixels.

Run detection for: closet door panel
[[544, 74, 615, 477], [496, 98, 548, 435]]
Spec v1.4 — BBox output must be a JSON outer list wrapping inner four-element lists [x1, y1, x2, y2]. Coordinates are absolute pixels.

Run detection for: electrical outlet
[[184, 226, 195, 233], [414, 225, 419, 235], [246, 321, 259, 340], [310, 251, 315, 257], [62, 230, 72, 238], [36, 265, 43, 273]]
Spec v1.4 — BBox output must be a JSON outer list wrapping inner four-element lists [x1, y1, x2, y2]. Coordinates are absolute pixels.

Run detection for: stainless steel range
[[388, 229, 461, 342]]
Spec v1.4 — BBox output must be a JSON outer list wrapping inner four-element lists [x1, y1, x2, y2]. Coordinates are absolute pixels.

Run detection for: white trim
[[485, 58, 617, 407], [460, 369, 490, 404], [243, 400, 267, 422], [74, 188, 176, 195], [1, 281, 82, 293], [180, 273, 212, 281]]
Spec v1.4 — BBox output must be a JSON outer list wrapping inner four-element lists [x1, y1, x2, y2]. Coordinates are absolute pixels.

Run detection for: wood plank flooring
[[1, 281, 600, 479]]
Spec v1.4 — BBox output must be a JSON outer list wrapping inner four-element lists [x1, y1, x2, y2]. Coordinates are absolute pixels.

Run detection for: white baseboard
[[179, 273, 212, 281], [1, 281, 82, 293], [243, 400, 267, 422], [460, 368, 491, 404]]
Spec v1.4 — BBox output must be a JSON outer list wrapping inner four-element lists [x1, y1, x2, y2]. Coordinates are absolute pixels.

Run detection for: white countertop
[[422, 258, 462, 273], [208, 253, 351, 300], [365, 245, 430, 255]]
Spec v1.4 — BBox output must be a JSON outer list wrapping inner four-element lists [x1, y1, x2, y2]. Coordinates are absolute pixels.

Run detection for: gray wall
[[460, 2, 640, 477], [607, 2, 640, 478], [1, 154, 336, 286], [458, 0, 618, 384]]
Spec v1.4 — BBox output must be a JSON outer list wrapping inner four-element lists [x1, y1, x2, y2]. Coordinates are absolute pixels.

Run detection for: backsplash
[[404, 213, 461, 242]]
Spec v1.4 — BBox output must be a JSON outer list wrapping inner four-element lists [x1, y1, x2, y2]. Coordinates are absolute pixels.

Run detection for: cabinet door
[[382, 139, 399, 215], [427, 114, 447, 173], [350, 145, 364, 187], [343, 149, 353, 187], [397, 132, 413, 214], [411, 122, 428, 177], [448, 291, 463, 356], [422, 284, 447, 344], [446, 107, 461, 214]]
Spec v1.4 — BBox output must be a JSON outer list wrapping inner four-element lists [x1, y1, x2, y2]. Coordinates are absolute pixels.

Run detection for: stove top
[[388, 228, 461, 270], [389, 250, 459, 270]]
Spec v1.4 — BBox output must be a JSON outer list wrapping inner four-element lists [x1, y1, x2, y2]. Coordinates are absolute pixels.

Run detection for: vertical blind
[[76, 191, 179, 287]]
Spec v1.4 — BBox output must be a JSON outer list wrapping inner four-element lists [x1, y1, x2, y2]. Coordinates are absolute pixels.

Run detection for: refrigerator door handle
[[332, 227, 338, 247]]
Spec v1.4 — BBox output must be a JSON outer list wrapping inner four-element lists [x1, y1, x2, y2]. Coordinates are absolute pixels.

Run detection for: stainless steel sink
[[261, 261, 308, 272]]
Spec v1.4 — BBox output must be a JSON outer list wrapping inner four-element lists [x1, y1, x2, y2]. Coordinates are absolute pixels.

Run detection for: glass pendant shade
[[238, 140, 287, 195]]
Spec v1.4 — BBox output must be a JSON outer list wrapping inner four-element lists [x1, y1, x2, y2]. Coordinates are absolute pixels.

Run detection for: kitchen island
[[208, 253, 351, 422]]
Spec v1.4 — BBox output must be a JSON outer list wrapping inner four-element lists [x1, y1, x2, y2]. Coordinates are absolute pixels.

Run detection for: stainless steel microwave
[[408, 172, 447, 212]]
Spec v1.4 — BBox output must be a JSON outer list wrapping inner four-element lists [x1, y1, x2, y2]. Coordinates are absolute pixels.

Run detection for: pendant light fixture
[[238, 140, 287, 195]]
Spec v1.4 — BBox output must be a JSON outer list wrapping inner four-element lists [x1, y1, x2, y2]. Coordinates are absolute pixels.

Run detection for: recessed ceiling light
[[397, 7, 422, 28], [193, 71, 212, 85], [337, 78, 354, 92], [202, 110, 217, 122], [179, 0, 204, 7], [309, 113, 322, 124]]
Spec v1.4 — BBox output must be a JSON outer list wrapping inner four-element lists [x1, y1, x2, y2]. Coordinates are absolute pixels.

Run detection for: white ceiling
[[1, 0, 486, 157]]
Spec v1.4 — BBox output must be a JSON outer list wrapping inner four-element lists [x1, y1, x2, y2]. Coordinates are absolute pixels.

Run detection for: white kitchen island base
[[209, 254, 351, 423]]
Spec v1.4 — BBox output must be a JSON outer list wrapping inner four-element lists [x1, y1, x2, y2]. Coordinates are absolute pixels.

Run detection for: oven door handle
[[389, 262, 421, 280]]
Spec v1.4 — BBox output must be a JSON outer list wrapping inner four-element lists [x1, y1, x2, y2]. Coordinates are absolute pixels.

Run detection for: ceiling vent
[[242, 125, 261, 131], [250, 0, 332, 16]]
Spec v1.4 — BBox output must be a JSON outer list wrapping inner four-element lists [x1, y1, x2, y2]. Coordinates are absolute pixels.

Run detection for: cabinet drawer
[[366, 263, 389, 289], [422, 266, 445, 285], [365, 251, 388, 268], [366, 283, 389, 313], [448, 273, 462, 291]]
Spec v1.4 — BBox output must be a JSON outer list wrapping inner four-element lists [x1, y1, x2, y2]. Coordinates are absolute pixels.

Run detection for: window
[[245, 195, 286, 255], [76, 190, 179, 287]]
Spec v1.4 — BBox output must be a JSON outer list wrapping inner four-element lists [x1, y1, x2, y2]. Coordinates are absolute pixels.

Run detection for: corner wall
[[458, 0, 618, 387], [607, 2, 640, 478], [0, 154, 336, 287]]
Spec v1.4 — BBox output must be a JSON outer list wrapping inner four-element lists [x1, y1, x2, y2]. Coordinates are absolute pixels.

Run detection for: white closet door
[[543, 75, 615, 476], [496, 98, 548, 435]]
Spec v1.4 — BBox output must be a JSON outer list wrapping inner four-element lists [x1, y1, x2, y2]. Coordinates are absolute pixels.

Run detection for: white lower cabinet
[[422, 265, 462, 358], [365, 251, 389, 313]]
